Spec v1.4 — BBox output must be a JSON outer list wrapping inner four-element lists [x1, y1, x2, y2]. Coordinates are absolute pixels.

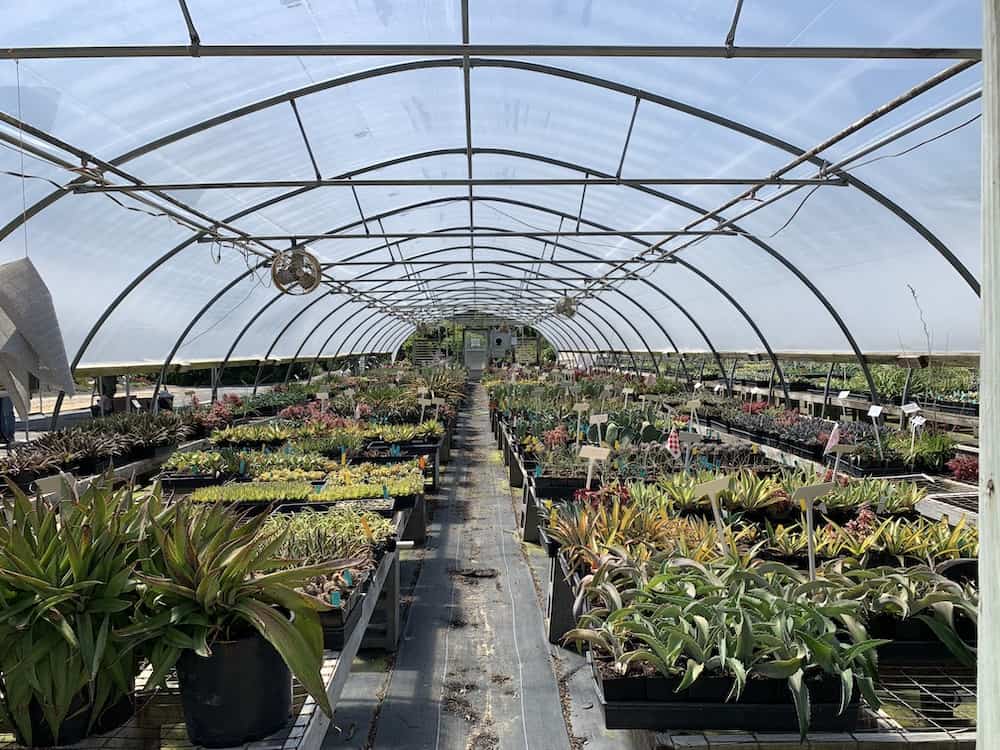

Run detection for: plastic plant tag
[[837, 390, 851, 401], [791, 483, 836, 581], [343, 570, 353, 587], [714, 384, 725, 394], [901, 402, 921, 415], [579, 444, 611, 490], [382, 484, 390, 500], [341, 447, 347, 465], [534, 463, 543, 477], [238, 459, 247, 476], [694, 475, 732, 555], [330, 591, 342, 607], [867, 404, 884, 418], [693, 382, 703, 391], [911, 415, 928, 428]]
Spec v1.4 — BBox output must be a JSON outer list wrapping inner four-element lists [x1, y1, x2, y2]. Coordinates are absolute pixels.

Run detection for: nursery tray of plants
[[591, 661, 978, 741], [0, 549, 400, 750]]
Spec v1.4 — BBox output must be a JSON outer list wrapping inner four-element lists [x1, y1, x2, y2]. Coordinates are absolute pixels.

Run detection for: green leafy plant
[[190, 482, 315, 504], [120, 502, 344, 717], [566, 557, 884, 737], [0, 478, 165, 744]]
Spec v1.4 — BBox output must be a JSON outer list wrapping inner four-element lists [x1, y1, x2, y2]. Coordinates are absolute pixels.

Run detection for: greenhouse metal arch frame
[[5, 56, 983, 422]]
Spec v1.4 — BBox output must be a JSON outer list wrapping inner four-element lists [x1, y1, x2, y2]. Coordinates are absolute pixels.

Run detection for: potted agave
[[0, 476, 159, 746], [122, 503, 350, 747]]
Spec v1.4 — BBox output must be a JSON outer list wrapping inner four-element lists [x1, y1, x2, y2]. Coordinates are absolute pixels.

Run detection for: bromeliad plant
[[121, 502, 345, 718], [0, 478, 167, 745], [190, 482, 315, 504], [210, 423, 297, 447]]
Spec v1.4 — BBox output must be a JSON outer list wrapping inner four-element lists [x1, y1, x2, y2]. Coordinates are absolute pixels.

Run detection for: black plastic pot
[[533, 475, 589, 502], [320, 587, 366, 650], [869, 613, 977, 664], [176, 630, 292, 747], [16, 693, 93, 748], [594, 660, 862, 732], [12, 682, 136, 747]]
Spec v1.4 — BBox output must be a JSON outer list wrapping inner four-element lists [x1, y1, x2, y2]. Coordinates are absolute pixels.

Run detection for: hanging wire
[[15, 60, 28, 257], [764, 112, 982, 239]]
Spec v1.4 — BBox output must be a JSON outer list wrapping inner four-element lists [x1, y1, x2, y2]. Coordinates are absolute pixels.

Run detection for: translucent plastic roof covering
[[0, 1, 984, 394]]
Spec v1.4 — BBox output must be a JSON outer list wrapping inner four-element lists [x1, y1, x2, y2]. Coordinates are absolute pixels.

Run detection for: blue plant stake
[[238, 459, 246, 476], [382, 484, 390, 500], [330, 591, 342, 607], [534, 463, 543, 477], [343, 570, 353, 587]]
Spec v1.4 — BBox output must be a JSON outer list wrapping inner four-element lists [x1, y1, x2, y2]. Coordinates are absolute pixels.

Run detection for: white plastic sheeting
[[0, 0, 984, 372]]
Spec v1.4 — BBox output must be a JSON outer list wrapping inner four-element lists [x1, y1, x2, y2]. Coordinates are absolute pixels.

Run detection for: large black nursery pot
[[16, 693, 94, 748], [177, 630, 292, 747], [14, 685, 135, 748]]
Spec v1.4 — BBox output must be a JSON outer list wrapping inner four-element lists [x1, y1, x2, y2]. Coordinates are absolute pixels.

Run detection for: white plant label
[[792, 482, 836, 581], [579, 445, 611, 490], [837, 390, 850, 401], [579, 445, 611, 461], [316, 391, 329, 401], [694, 475, 732, 555], [901, 402, 921, 415], [693, 381, 703, 391], [867, 405, 884, 418], [573, 402, 590, 413], [714, 384, 725, 394], [589, 413, 609, 425], [911, 415, 927, 428]]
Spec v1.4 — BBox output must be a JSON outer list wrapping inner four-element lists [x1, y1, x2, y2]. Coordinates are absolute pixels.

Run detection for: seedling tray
[[591, 657, 864, 732]]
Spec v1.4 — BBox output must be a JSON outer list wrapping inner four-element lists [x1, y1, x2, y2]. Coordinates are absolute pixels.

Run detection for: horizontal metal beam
[[72, 176, 848, 191], [322, 259, 675, 266], [198, 230, 739, 242], [343, 276, 636, 283], [0, 44, 981, 60]]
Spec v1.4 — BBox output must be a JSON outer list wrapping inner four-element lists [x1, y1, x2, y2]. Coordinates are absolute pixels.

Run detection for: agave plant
[[566, 556, 884, 737], [843, 565, 977, 666], [120, 502, 346, 717]]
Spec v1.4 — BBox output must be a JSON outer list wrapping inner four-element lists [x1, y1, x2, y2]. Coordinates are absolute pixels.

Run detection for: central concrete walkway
[[326, 384, 573, 750]]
